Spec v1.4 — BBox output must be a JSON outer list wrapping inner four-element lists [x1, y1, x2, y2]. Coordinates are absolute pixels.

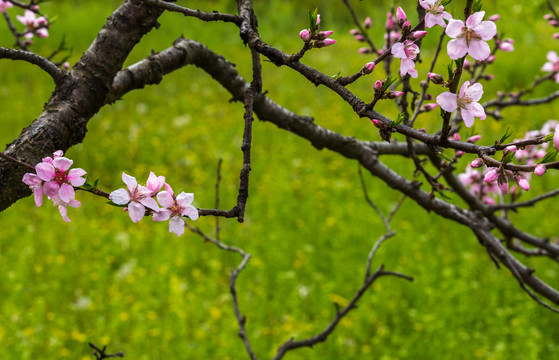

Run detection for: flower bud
[[402, 20, 411, 34], [349, 29, 360, 35], [373, 79, 383, 91], [371, 118, 382, 128], [498, 176, 509, 194], [544, 14, 554, 20], [396, 7, 407, 25], [503, 145, 517, 155], [488, 14, 500, 22], [354, 34, 365, 42], [318, 30, 334, 40], [385, 13, 395, 31], [534, 164, 547, 176], [467, 135, 482, 143], [553, 32, 559, 39], [362, 62, 376, 74], [499, 41, 514, 52], [410, 31, 427, 40], [422, 103, 438, 112], [554, 124, 559, 151], [299, 29, 311, 42], [515, 175, 530, 191], [386, 91, 404, 99], [471, 158, 484, 168], [428, 72, 444, 85], [484, 168, 499, 183], [63, 61, 70, 71], [316, 14, 321, 25], [550, 19, 559, 27], [315, 39, 336, 48], [364, 16, 372, 29], [451, 133, 461, 141], [486, 55, 496, 63], [358, 47, 372, 54]]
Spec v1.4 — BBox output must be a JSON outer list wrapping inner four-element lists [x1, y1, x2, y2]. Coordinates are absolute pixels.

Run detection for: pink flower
[[436, 81, 486, 127], [153, 184, 199, 236], [446, 11, 497, 61], [22, 173, 44, 207], [534, 164, 547, 176], [0, 0, 13, 13], [391, 40, 420, 78], [35, 155, 87, 203], [542, 51, 559, 82], [110, 172, 160, 223], [419, 0, 452, 28]]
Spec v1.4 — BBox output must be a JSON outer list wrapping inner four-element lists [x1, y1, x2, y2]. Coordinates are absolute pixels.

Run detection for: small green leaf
[[93, 178, 99, 188], [331, 72, 341, 79], [440, 0, 453, 6], [437, 152, 452, 162], [446, 62, 454, 80], [539, 147, 558, 164], [544, 132, 555, 142], [498, 127, 513, 144], [502, 152, 515, 165], [472, 0, 483, 13], [454, 58, 464, 70], [382, 77, 397, 92], [392, 113, 405, 127], [107, 201, 126, 208]]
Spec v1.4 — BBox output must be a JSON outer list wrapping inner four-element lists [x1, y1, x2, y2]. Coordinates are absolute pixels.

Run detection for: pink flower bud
[[387, 91, 404, 99], [428, 72, 444, 85], [396, 7, 407, 24], [488, 14, 500, 22], [550, 19, 559, 27], [358, 47, 372, 54], [362, 62, 376, 74], [410, 31, 427, 40], [504, 145, 517, 155], [498, 177, 509, 194], [467, 135, 482, 143], [422, 103, 439, 111], [371, 119, 381, 128], [374, 79, 383, 91], [451, 133, 461, 141], [364, 16, 372, 29], [471, 158, 484, 168], [534, 164, 547, 176], [516, 176, 530, 191], [316, 38, 336, 48], [554, 124, 559, 151], [299, 29, 311, 42], [456, 151, 465, 157], [63, 61, 70, 71], [402, 21, 411, 33], [377, 49, 384, 55], [499, 42, 514, 52], [318, 30, 334, 40], [484, 169, 499, 183], [316, 14, 321, 25], [544, 14, 554, 20], [354, 34, 365, 41], [386, 13, 395, 31], [553, 33, 559, 39], [463, 58, 471, 70], [349, 29, 359, 35]]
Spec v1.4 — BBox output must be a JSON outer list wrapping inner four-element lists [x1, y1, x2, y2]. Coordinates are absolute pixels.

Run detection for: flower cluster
[[110, 172, 199, 236], [17, 9, 49, 39], [22, 150, 86, 222], [299, 13, 336, 49]]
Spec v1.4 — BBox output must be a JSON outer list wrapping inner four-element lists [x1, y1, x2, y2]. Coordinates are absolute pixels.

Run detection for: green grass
[[1, 1, 559, 359]]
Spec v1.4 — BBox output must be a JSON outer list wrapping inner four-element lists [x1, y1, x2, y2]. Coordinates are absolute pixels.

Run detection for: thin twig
[[140, 0, 240, 24]]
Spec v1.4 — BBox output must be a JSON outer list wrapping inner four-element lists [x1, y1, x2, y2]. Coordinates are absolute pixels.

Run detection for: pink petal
[[468, 102, 486, 120], [445, 19, 464, 38], [156, 191, 175, 208], [436, 92, 458, 112], [547, 51, 558, 63], [58, 203, 71, 222], [33, 185, 43, 207], [43, 180, 60, 199], [121, 173, 138, 193], [542, 62, 554, 72], [466, 11, 485, 28], [58, 183, 75, 203], [109, 188, 131, 205], [169, 216, 185, 236], [181, 206, 199, 221], [67, 168, 87, 186], [473, 21, 497, 41], [23, 173, 42, 186], [153, 209, 172, 222], [128, 201, 145, 223], [461, 108, 475, 127], [146, 172, 165, 194], [467, 39, 491, 61], [465, 82, 484, 101], [139, 196, 159, 211], [36, 162, 55, 181], [176, 192, 194, 207], [391, 42, 406, 59], [459, 81, 470, 98], [553, 125, 559, 151], [68, 199, 81, 208], [447, 38, 468, 60], [53, 157, 73, 171]]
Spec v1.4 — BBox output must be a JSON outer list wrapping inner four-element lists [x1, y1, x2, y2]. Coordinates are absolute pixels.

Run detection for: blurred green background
[[1, 0, 559, 359]]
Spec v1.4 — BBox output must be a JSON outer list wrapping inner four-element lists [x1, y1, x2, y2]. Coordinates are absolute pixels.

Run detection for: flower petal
[[109, 188, 131, 205], [176, 192, 194, 207], [436, 92, 458, 112], [466, 11, 485, 28], [156, 191, 175, 208], [58, 203, 71, 222], [22, 173, 42, 186], [153, 209, 171, 222], [59, 183, 75, 203], [139, 196, 159, 211], [67, 168, 87, 186], [35, 162, 55, 181], [43, 180, 60, 199], [169, 216, 185, 236], [465, 82, 483, 101], [181, 206, 199, 221], [33, 185, 43, 207], [446, 38, 468, 60], [461, 108, 475, 127], [122, 173, 138, 193], [53, 157, 73, 171], [473, 20, 497, 41], [128, 201, 145, 223], [445, 19, 464, 38], [391, 42, 406, 59], [467, 39, 491, 61]]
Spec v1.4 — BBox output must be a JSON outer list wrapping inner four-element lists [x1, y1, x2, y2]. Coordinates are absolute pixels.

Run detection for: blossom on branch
[[436, 81, 486, 127], [391, 40, 420, 78], [153, 184, 199, 236], [446, 11, 497, 61], [419, 0, 452, 28], [0, 0, 13, 13], [16, 9, 49, 39], [109, 172, 161, 223], [542, 51, 559, 82]]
